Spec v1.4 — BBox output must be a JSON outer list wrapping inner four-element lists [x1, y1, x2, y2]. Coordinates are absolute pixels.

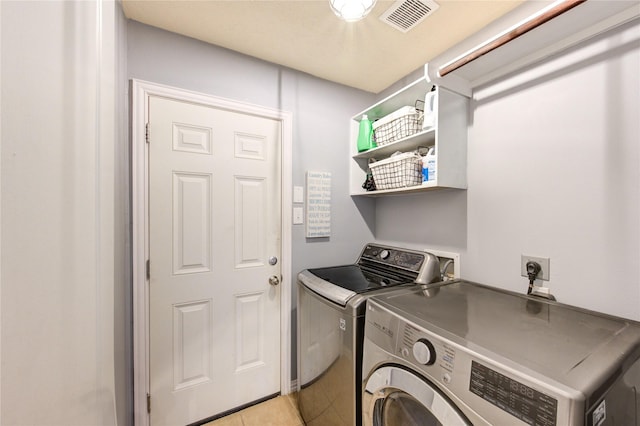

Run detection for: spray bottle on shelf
[[357, 114, 374, 152]]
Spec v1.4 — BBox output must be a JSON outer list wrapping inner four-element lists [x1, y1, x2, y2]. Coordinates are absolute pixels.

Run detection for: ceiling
[[122, 0, 525, 94]]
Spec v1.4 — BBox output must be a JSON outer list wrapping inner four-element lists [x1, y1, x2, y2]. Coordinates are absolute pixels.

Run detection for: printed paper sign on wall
[[306, 171, 331, 238]]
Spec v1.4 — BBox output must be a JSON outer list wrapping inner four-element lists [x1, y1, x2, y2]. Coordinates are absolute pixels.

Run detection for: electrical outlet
[[521, 255, 550, 281]]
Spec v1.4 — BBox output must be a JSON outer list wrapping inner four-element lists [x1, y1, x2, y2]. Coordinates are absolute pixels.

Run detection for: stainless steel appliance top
[[299, 243, 441, 306], [369, 280, 640, 395]]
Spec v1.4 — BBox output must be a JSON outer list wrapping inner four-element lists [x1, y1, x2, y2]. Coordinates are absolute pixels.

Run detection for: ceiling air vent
[[380, 0, 439, 33]]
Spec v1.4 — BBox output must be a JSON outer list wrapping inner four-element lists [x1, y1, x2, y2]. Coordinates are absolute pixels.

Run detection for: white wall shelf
[[352, 128, 436, 161], [350, 78, 469, 197], [355, 77, 433, 121]]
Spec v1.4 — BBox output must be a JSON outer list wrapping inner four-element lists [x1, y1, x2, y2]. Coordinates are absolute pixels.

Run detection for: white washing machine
[[363, 280, 640, 425]]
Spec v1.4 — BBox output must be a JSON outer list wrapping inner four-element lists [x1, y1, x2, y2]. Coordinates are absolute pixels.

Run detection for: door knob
[[268, 275, 280, 286]]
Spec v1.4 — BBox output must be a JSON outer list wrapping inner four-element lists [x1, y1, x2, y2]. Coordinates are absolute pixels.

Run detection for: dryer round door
[[363, 366, 470, 426]]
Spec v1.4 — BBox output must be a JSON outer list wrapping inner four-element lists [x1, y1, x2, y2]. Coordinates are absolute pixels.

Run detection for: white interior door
[[148, 95, 282, 425]]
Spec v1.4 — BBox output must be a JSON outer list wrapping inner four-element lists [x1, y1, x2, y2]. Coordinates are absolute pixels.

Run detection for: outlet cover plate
[[521, 255, 550, 281]]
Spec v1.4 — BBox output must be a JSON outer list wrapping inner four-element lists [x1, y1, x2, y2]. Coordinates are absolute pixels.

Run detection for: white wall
[[114, 4, 132, 426], [1, 1, 117, 424], [377, 18, 640, 320]]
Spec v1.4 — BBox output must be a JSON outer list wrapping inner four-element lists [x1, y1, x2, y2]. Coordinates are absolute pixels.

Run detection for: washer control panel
[[360, 244, 425, 272], [412, 339, 436, 365], [470, 361, 558, 425], [396, 321, 458, 389]]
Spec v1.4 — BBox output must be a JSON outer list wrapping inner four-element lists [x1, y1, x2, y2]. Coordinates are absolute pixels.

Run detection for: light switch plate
[[293, 207, 304, 225], [293, 186, 304, 203]]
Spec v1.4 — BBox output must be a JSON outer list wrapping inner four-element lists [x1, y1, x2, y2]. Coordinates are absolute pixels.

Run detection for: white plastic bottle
[[422, 87, 437, 130], [422, 147, 436, 184]]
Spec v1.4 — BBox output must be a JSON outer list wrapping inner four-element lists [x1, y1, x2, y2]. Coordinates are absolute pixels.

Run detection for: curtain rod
[[439, 0, 587, 77]]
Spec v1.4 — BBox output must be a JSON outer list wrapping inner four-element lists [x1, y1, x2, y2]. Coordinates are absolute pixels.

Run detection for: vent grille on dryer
[[380, 0, 439, 33]]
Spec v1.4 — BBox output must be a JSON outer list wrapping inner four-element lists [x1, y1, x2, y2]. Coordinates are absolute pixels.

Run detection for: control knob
[[412, 339, 436, 365], [379, 250, 390, 260]]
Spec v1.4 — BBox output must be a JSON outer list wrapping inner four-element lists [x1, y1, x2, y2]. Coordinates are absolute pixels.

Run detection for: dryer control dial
[[412, 339, 436, 365], [379, 250, 390, 260]]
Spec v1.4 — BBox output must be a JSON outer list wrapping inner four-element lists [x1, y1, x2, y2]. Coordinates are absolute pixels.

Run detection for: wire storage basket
[[372, 106, 423, 146], [369, 152, 422, 190]]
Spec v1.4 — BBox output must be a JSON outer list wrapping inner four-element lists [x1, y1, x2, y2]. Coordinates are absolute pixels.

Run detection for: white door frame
[[131, 79, 293, 426]]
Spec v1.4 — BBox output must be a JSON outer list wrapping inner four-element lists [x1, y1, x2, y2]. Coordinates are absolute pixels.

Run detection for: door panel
[[172, 299, 213, 391], [173, 172, 212, 275], [235, 292, 266, 371], [235, 176, 266, 268], [148, 96, 281, 425]]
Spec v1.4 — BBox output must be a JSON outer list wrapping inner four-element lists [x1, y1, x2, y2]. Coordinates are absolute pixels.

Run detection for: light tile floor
[[204, 394, 304, 426]]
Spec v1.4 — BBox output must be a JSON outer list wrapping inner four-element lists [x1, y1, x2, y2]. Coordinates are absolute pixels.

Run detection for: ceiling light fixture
[[329, 0, 377, 22]]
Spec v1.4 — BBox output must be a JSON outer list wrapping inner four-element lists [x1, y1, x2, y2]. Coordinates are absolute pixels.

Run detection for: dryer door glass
[[376, 391, 441, 425], [365, 366, 470, 426]]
